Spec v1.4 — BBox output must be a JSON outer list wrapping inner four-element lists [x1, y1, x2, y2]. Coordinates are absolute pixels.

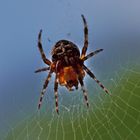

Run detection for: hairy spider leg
[[35, 67, 50, 73], [83, 64, 110, 95], [38, 30, 51, 65], [83, 49, 104, 61], [81, 14, 88, 59], [79, 78, 89, 107], [38, 71, 52, 109], [73, 63, 89, 107], [54, 75, 59, 114]]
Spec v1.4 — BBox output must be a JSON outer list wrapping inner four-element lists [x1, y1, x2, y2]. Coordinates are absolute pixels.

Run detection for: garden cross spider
[[35, 15, 110, 114]]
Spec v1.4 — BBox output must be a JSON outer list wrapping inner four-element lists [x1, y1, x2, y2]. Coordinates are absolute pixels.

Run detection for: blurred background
[[0, 0, 140, 139]]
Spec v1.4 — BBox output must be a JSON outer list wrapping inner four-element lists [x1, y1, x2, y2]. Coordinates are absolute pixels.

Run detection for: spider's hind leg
[[79, 78, 89, 107], [54, 75, 59, 114], [83, 64, 110, 95], [38, 71, 52, 109]]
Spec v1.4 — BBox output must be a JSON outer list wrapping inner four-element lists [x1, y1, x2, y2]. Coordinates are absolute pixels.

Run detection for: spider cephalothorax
[[35, 15, 110, 114]]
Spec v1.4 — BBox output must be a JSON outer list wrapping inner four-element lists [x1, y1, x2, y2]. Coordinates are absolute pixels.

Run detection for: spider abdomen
[[51, 40, 80, 63]]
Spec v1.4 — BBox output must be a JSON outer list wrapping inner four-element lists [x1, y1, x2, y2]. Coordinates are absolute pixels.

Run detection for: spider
[[35, 15, 110, 114]]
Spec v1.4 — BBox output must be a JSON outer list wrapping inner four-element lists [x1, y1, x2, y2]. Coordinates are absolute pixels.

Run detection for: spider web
[[4, 58, 140, 140]]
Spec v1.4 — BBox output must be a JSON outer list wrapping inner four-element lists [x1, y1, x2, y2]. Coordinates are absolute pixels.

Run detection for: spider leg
[[83, 64, 110, 95], [38, 71, 52, 109], [82, 49, 103, 61], [78, 77, 89, 107], [38, 30, 51, 65], [54, 75, 59, 114], [35, 67, 50, 73], [81, 14, 88, 59]]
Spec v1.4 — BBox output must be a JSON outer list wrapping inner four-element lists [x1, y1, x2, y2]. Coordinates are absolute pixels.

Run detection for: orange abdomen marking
[[58, 66, 77, 85]]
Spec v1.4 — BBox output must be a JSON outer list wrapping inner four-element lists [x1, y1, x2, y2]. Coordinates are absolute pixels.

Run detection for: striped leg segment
[[38, 30, 51, 65], [79, 78, 89, 107], [54, 75, 59, 114], [83, 64, 110, 95], [81, 14, 88, 59], [83, 49, 103, 61], [35, 67, 50, 73], [38, 71, 52, 109]]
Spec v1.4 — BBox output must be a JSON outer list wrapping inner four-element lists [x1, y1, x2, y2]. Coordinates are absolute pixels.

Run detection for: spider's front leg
[[81, 14, 88, 59], [82, 49, 103, 61], [38, 71, 52, 109], [38, 30, 51, 65]]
